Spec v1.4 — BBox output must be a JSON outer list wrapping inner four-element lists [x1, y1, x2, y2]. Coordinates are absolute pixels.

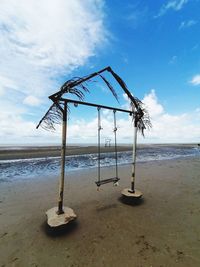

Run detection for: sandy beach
[[0, 156, 200, 267]]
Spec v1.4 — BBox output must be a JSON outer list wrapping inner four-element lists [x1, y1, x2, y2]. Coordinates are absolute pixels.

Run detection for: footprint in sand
[[0, 232, 7, 238], [135, 235, 159, 256], [176, 250, 184, 260], [11, 257, 19, 263]]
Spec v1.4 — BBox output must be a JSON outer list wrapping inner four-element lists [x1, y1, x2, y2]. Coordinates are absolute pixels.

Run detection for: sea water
[[0, 145, 199, 182]]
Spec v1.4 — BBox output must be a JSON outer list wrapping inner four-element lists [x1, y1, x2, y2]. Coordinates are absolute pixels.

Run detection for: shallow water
[[0, 145, 199, 182]]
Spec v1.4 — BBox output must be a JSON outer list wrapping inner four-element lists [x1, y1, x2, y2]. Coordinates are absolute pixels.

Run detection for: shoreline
[[1, 152, 199, 185], [0, 145, 132, 161], [0, 157, 200, 266], [0, 143, 199, 161]]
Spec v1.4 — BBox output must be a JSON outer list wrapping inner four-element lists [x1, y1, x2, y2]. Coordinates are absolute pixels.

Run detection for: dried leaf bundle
[[37, 66, 151, 135]]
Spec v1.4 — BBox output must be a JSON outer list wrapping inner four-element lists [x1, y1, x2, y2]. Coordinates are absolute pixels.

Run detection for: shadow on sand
[[41, 219, 78, 238], [118, 195, 144, 206], [96, 203, 118, 212]]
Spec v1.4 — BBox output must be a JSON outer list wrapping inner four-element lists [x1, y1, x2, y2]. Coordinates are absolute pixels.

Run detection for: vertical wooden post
[[57, 104, 67, 214], [130, 120, 138, 193], [97, 107, 101, 186], [121, 114, 142, 199], [113, 110, 118, 179]]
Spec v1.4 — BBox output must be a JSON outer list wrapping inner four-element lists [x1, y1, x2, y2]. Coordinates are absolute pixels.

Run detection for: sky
[[0, 0, 200, 144]]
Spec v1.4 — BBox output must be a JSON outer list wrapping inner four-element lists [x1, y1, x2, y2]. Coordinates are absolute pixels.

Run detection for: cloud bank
[[67, 90, 200, 144], [0, 0, 107, 144], [0, 89, 199, 144], [65, 90, 200, 143], [0, 0, 106, 97]]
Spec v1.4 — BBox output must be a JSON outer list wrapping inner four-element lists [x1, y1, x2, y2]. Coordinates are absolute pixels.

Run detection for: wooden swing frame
[[36, 66, 150, 227], [55, 98, 134, 215], [65, 98, 133, 186]]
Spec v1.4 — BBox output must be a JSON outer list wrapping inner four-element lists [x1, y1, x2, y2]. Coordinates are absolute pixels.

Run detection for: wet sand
[[0, 157, 200, 266], [0, 143, 197, 161], [0, 145, 133, 161]]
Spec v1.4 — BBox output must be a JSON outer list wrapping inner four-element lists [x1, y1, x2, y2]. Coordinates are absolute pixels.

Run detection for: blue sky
[[0, 0, 200, 144]]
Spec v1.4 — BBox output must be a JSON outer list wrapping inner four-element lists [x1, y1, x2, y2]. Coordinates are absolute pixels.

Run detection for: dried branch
[[37, 66, 151, 135], [98, 74, 119, 103], [130, 98, 152, 136], [36, 102, 67, 131], [107, 67, 151, 135]]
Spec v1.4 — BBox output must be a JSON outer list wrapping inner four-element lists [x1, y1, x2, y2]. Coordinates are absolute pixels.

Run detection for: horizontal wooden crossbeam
[[60, 98, 133, 114]]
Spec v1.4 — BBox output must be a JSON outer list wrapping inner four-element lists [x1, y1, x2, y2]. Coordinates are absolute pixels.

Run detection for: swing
[[95, 107, 120, 187], [37, 66, 150, 228]]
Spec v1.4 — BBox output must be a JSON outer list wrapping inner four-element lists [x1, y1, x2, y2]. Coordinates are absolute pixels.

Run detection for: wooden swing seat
[[95, 177, 120, 187]]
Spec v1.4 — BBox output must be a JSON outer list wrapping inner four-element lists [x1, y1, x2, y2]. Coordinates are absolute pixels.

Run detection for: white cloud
[[66, 90, 200, 144], [0, 0, 106, 95], [23, 95, 41, 106], [144, 111, 200, 143], [0, 75, 18, 96], [1, 90, 200, 144], [0, 0, 107, 144], [0, 0, 106, 96], [156, 0, 188, 17], [121, 93, 130, 110], [141, 90, 200, 143], [122, 93, 129, 102], [0, 0, 106, 70], [172, 0, 188, 10], [190, 74, 200, 86], [142, 90, 164, 118], [0, 98, 63, 144], [179, 20, 198, 29]]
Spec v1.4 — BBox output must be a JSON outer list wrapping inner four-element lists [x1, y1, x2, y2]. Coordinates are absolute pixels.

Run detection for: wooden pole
[[97, 107, 101, 186], [113, 110, 118, 178], [57, 104, 67, 214], [121, 114, 142, 199], [130, 120, 138, 193]]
